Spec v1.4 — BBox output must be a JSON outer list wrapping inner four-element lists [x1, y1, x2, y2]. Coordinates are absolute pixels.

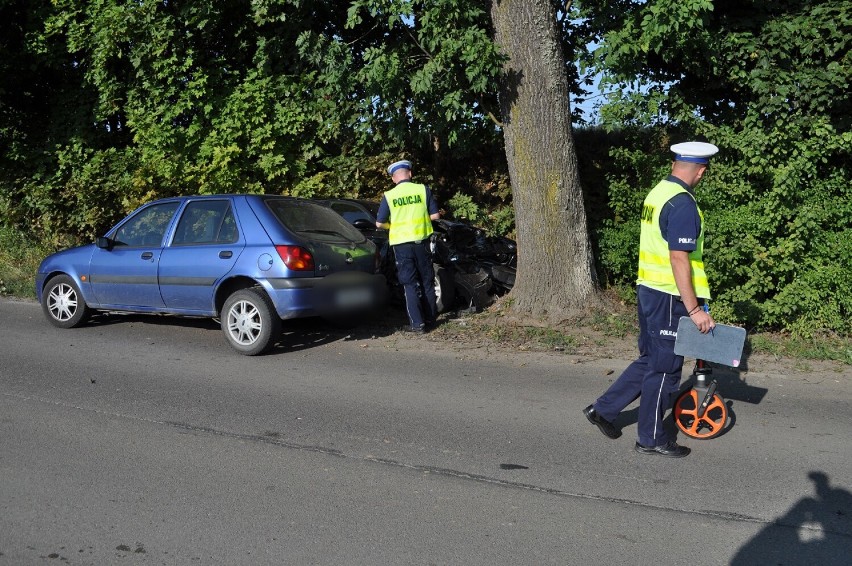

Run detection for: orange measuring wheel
[[674, 387, 729, 439]]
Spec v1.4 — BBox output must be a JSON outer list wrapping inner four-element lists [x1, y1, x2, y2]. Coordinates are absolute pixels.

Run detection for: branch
[[558, 1, 574, 28], [347, 23, 380, 46], [406, 28, 433, 61]]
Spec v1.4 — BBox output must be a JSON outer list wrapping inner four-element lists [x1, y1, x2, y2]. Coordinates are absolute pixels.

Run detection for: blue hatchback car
[[36, 195, 386, 355]]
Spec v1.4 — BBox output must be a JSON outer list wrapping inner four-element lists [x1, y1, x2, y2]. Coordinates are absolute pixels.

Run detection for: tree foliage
[[1, 0, 511, 241]]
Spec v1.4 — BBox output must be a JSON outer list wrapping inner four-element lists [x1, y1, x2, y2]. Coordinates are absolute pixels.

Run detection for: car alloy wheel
[[41, 274, 91, 328], [221, 288, 281, 356]]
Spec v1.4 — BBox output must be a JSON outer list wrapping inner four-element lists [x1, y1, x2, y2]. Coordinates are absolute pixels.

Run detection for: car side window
[[113, 202, 180, 247], [172, 200, 239, 245], [331, 202, 373, 224], [266, 199, 365, 243]]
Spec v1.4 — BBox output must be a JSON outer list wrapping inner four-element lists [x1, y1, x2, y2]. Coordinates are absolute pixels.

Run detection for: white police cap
[[670, 142, 719, 164], [387, 160, 412, 175]]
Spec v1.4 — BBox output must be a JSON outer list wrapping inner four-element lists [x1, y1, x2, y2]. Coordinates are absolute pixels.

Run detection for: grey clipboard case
[[673, 317, 746, 368]]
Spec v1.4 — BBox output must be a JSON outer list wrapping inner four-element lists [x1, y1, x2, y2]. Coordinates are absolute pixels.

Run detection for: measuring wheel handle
[[696, 379, 718, 419]]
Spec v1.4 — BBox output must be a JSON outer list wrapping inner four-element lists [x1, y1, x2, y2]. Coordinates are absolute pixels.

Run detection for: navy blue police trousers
[[592, 285, 691, 447], [393, 240, 438, 330]]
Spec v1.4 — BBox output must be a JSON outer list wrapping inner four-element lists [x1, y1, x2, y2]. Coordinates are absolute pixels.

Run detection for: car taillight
[[275, 245, 314, 271]]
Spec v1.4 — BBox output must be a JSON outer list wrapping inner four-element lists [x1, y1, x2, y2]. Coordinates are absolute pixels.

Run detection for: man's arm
[[375, 197, 390, 229], [426, 187, 440, 220], [670, 250, 715, 333]]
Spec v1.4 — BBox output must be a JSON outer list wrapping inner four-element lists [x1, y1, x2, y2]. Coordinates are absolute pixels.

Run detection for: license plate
[[335, 287, 372, 308]]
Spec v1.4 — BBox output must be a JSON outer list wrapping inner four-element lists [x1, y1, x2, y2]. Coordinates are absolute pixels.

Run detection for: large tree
[[346, 0, 600, 317], [490, 0, 598, 317]]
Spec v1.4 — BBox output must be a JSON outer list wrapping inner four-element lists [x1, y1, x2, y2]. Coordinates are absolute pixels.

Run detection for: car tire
[[221, 288, 281, 356], [433, 264, 455, 313], [453, 269, 493, 313], [41, 274, 91, 328]]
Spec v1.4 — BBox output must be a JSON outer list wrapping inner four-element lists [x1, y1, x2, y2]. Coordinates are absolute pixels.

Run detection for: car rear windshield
[[265, 199, 367, 244]]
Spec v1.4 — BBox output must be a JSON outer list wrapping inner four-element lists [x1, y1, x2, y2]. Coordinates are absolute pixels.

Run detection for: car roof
[[315, 197, 380, 211], [143, 194, 316, 205], [152, 194, 300, 199]]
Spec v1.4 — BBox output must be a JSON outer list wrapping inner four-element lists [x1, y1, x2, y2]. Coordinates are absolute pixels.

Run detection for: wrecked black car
[[429, 218, 516, 312], [315, 198, 516, 313]]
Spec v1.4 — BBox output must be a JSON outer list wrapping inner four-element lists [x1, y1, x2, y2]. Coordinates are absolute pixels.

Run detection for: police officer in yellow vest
[[376, 160, 441, 333], [583, 142, 718, 458]]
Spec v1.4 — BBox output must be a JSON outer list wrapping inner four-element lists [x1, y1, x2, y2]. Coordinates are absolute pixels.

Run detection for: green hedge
[[591, 122, 852, 336]]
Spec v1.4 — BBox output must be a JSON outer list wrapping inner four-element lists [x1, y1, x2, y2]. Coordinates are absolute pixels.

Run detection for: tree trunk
[[490, 0, 598, 319]]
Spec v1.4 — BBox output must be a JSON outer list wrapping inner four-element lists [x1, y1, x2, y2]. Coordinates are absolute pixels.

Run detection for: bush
[[590, 119, 851, 336], [0, 226, 52, 299]]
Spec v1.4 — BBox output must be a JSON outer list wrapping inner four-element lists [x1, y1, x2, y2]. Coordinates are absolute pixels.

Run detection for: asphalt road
[[1, 297, 850, 565]]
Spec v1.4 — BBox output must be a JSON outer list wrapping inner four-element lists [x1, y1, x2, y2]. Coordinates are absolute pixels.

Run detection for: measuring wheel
[[674, 387, 729, 439]]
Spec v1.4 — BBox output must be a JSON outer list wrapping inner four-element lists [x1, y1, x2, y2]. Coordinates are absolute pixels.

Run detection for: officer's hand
[[690, 310, 716, 334]]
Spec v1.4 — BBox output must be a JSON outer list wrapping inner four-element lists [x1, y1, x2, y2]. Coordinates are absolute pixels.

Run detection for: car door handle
[[219, 251, 233, 259], [141, 252, 154, 260]]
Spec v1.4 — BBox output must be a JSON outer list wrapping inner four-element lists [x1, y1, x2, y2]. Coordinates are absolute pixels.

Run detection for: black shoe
[[583, 405, 621, 439], [634, 441, 690, 458], [405, 325, 426, 334]]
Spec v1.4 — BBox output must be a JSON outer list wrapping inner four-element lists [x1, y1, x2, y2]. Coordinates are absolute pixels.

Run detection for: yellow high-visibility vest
[[637, 179, 711, 298], [384, 182, 433, 245]]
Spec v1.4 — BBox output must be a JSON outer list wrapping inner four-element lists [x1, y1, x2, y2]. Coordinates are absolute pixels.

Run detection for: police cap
[[670, 142, 719, 164], [387, 160, 412, 175]]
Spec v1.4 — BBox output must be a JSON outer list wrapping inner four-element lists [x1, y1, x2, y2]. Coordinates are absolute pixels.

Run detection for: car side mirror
[[96, 236, 114, 250], [352, 219, 373, 230]]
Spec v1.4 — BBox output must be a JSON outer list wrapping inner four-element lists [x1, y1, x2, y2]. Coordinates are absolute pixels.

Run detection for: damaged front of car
[[316, 198, 517, 314], [429, 219, 516, 312]]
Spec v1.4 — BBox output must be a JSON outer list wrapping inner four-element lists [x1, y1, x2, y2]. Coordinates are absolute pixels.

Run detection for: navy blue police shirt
[[658, 175, 702, 253], [376, 182, 440, 225]]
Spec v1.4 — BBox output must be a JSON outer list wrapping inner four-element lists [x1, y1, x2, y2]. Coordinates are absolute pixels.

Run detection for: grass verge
[[0, 226, 51, 299], [433, 298, 851, 367]]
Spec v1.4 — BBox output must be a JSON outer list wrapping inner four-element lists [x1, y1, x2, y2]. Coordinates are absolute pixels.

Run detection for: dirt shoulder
[[401, 305, 852, 381]]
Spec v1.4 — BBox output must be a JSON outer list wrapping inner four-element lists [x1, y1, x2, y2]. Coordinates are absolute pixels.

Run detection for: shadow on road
[[82, 308, 410, 355], [679, 362, 769, 405], [730, 472, 852, 565], [270, 310, 408, 354]]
